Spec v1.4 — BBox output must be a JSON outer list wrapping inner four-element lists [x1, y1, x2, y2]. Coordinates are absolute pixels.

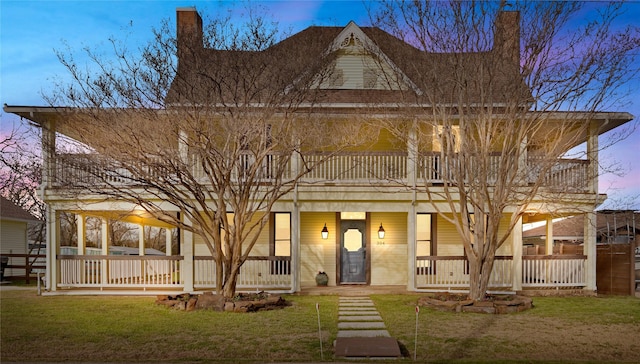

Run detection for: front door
[[340, 220, 367, 283]]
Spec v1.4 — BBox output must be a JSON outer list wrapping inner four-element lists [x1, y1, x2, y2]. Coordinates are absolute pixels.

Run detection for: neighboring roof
[[523, 211, 639, 239], [0, 197, 39, 222]]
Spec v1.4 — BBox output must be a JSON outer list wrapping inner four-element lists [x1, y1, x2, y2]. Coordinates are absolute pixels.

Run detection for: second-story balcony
[[50, 151, 591, 192]]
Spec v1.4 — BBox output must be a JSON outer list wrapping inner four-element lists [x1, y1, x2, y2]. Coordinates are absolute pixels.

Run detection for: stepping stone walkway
[[334, 296, 402, 359]]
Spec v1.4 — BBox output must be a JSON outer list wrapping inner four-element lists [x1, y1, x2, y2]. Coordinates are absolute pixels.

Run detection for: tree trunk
[[467, 256, 495, 301], [222, 263, 240, 298]]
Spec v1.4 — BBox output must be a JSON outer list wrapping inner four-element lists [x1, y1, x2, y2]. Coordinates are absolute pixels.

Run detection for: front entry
[[340, 220, 367, 283]]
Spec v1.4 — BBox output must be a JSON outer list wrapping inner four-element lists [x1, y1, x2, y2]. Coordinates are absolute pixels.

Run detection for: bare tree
[[1, 120, 46, 256], [368, 1, 639, 300], [44, 7, 368, 297]]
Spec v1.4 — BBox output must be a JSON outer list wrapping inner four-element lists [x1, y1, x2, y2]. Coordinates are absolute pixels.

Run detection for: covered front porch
[[46, 207, 594, 295]]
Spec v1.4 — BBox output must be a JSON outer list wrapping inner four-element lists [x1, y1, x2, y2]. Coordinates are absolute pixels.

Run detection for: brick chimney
[[177, 7, 203, 57], [494, 11, 520, 67]]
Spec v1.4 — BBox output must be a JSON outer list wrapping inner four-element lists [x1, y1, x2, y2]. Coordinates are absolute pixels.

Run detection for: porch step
[[334, 296, 402, 359]]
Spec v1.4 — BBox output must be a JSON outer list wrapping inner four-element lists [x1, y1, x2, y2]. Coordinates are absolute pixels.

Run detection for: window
[[416, 213, 435, 274], [270, 212, 291, 274]]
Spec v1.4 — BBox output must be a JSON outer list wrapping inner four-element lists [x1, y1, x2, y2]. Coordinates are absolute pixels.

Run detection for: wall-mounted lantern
[[321, 223, 329, 239], [378, 223, 385, 239]]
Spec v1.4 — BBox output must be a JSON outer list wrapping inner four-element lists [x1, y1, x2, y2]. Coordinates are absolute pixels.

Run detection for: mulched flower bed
[[418, 292, 533, 314], [156, 291, 290, 312]]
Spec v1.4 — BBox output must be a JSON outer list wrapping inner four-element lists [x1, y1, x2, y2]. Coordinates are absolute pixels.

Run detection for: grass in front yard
[[1, 290, 338, 362], [372, 294, 640, 363], [2, 290, 639, 363]]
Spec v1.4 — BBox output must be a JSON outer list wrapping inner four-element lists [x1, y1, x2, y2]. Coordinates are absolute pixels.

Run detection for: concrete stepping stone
[[338, 321, 387, 329], [340, 302, 374, 307], [339, 306, 377, 311], [339, 311, 378, 316], [339, 315, 383, 321], [336, 329, 391, 338]]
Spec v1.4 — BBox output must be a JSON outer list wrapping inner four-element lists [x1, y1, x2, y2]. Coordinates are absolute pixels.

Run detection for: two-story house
[[4, 7, 633, 295]]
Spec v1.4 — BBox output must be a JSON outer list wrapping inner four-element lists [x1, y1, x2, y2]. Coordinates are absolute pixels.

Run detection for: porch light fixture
[[378, 223, 385, 239], [321, 223, 329, 239]]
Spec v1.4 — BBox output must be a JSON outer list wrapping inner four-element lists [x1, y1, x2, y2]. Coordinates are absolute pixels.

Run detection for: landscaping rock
[[418, 293, 533, 314], [195, 292, 226, 311], [155, 292, 289, 313]]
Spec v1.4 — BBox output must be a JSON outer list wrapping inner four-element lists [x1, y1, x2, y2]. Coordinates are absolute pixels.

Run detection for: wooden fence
[[0, 253, 46, 284]]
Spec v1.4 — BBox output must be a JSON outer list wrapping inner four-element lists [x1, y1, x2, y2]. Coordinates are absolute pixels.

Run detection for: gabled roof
[[0, 197, 39, 222], [166, 9, 530, 108]]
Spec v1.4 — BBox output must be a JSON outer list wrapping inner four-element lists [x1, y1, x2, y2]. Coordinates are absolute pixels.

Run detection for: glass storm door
[[340, 220, 367, 283]]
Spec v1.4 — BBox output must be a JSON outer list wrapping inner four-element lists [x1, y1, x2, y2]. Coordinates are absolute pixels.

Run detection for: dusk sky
[[1, 0, 639, 209]]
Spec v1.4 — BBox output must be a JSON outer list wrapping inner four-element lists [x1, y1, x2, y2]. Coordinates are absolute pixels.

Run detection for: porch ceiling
[[70, 210, 175, 229]]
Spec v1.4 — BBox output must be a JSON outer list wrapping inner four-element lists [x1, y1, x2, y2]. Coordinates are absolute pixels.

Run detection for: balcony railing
[[302, 151, 407, 182], [51, 152, 590, 191]]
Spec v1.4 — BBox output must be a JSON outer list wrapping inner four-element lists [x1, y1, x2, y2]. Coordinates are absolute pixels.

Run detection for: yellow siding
[[192, 213, 271, 257], [300, 212, 337, 287], [436, 215, 465, 256], [436, 213, 515, 256], [370, 212, 407, 285]]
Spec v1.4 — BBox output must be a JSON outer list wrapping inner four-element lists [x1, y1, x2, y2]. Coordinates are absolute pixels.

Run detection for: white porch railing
[[415, 255, 587, 290], [58, 255, 182, 288], [53, 152, 588, 191], [194, 256, 292, 290], [299, 152, 408, 182], [522, 255, 586, 287], [415, 256, 513, 289]]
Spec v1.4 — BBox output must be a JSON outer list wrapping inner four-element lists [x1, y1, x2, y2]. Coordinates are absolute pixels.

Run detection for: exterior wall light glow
[[378, 223, 385, 239], [321, 223, 329, 239]]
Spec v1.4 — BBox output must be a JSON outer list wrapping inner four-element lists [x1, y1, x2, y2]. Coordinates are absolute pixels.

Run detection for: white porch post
[[182, 215, 194, 292], [512, 215, 523, 291], [42, 120, 56, 291], [76, 214, 86, 284], [101, 218, 109, 287], [165, 228, 173, 256], [584, 211, 597, 291], [139, 225, 145, 256], [46, 208, 58, 291], [545, 217, 554, 255], [407, 208, 416, 291], [76, 214, 86, 255], [407, 121, 418, 291], [584, 120, 599, 292], [292, 205, 300, 292]]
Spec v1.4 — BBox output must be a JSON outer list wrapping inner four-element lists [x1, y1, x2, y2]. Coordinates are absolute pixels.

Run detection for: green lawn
[[1, 289, 639, 363]]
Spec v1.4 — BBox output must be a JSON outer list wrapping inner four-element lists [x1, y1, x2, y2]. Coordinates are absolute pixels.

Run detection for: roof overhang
[[4, 104, 634, 141]]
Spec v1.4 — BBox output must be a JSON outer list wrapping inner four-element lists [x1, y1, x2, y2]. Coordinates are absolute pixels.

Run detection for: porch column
[[512, 215, 523, 291], [165, 228, 173, 256], [586, 120, 599, 194], [545, 217, 554, 255], [407, 120, 418, 189], [182, 215, 194, 292], [101, 218, 109, 286], [407, 208, 416, 291], [41, 119, 56, 188], [139, 225, 145, 256], [584, 211, 597, 291], [46, 208, 58, 291], [292, 205, 300, 292], [76, 214, 86, 255]]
